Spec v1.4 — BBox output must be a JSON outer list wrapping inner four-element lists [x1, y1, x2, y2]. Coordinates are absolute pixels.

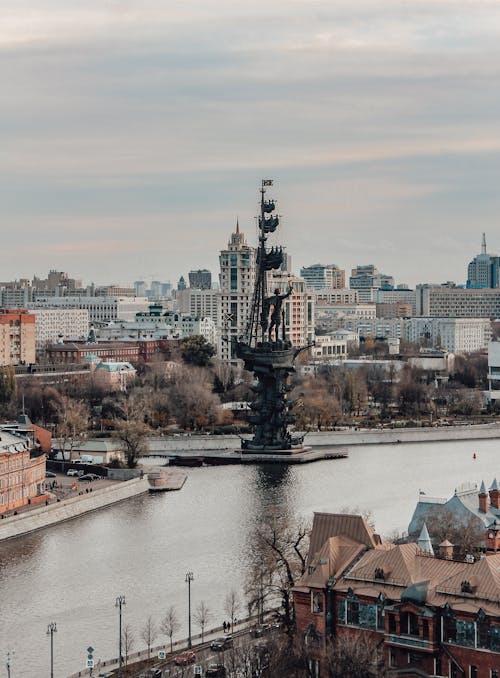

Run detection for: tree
[[115, 420, 150, 468], [161, 605, 180, 653], [55, 395, 89, 459], [140, 616, 157, 660], [168, 368, 221, 430], [179, 335, 215, 367], [246, 512, 310, 635], [224, 589, 240, 633], [327, 633, 386, 677], [194, 601, 211, 642], [121, 623, 135, 667]]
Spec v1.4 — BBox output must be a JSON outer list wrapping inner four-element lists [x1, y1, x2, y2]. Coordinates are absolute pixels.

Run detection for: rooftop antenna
[[482, 232, 487, 255]]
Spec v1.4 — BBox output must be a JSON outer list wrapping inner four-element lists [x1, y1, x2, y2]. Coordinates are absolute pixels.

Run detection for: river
[[1, 438, 499, 677]]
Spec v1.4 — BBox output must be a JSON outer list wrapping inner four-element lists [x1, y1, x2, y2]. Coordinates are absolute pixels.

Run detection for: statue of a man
[[262, 283, 293, 341]]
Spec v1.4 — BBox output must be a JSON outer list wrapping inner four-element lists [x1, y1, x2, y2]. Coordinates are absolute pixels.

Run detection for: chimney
[[439, 540, 454, 559], [490, 479, 500, 510], [479, 480, 488, 513], [485, 518, 500, 554]]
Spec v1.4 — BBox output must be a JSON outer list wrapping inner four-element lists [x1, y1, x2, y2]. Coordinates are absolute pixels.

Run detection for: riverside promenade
[[147, 422, 500, 457]]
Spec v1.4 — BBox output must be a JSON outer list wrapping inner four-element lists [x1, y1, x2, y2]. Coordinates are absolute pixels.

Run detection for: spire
[[236, 217, 240, 235], [418, 522, 434, 555], [490, 478, 499, 491], [480, 480, 487, 495], [482, 232, 487, 255]]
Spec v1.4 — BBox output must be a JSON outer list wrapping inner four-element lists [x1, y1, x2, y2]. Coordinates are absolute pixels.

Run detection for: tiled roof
[[298, 535, 366, 589], [307, 512, 380, 565]]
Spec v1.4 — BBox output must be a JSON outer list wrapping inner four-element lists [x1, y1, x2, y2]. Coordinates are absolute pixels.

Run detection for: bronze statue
[[261, 282, 293, 341]]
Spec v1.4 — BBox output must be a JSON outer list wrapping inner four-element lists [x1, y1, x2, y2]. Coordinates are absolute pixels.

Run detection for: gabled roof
[[307, 513, 380, 565], [436, 554, 500, 603], [297, 535, 366, 589]]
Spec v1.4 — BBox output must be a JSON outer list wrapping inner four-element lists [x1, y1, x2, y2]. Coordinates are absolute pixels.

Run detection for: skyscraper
[[218, 221, 256, 362], [467, 233, 500, 288]]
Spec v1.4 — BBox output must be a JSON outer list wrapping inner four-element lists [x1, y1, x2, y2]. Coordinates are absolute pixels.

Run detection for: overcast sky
[[3, 0, 500, 288]]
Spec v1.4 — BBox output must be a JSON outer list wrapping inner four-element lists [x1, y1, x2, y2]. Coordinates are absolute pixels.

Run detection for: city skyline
[[3, 1, 500, 286]]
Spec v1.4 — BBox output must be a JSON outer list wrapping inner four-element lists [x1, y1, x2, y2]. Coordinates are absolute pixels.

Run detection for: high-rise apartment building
[[218, 223, 256, 362], [349, 265, 395, 302], [416, 285, 500, 317], [189, 269, 212, 290], [0, 310, 36, 366], [300, 263, 345, 290], [467, 233, 500, 288]]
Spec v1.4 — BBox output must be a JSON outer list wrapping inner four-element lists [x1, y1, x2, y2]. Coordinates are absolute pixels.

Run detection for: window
[[470, 667, 478, 678], [388, 614, 396, 634], [311, 591, 323, 614], [390, 650, 397, 668], [491, 670, 499, 678]]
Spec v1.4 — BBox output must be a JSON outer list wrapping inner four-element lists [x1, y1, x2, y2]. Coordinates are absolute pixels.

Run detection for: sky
[[3, 0, 500, 288]]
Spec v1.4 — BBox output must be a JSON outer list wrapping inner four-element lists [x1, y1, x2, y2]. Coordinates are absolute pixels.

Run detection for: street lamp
[[115, 595, 126, 678], [185, 571, 194, 648], [6, 652, 11, 678], [46, 622, 57, 678]]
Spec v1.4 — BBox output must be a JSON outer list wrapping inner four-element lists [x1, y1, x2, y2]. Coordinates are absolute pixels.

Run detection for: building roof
[[95, 361, 136, 373], [307, 512, 381, 566], [0, 430, 30, 454], [68, 439, 123, 453]]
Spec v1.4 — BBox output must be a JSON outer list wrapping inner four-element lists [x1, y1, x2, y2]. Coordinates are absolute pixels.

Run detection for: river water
[[1, 438, 499, 677]]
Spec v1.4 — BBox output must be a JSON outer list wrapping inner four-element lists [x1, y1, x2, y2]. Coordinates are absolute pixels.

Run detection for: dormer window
[[374, 567, 385, 581], [461, 580, 473, 594]]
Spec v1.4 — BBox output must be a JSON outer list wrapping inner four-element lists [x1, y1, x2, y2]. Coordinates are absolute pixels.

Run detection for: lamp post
[[115, 595, 126, 678], [46, 622, 57, 678], [185, 571, 194, 648], [6, 652, 11, 678]]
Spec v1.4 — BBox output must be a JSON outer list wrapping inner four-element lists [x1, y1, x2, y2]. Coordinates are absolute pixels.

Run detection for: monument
[[234, 180, 311, 454]]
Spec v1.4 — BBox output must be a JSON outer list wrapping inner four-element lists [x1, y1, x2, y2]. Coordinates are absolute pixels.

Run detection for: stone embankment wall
[[0, 478, 149, 542], [147, 423, 500, 454]]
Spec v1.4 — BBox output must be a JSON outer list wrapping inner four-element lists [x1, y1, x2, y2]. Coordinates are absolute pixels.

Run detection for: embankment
[[0, 477, 149, 542], [147, 423, 500, 454]]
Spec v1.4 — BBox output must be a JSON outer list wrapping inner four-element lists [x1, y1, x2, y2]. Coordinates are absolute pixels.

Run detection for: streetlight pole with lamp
[[185, 572, 194, 648], [47, 622, 57, 678], [115, 595, 126, 678]]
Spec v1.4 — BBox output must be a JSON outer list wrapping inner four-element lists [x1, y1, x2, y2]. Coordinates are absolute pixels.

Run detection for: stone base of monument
[[241, 446, 313, 456]]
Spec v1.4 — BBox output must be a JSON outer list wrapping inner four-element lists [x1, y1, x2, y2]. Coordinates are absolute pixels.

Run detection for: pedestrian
[[223, 621, 227, 632]]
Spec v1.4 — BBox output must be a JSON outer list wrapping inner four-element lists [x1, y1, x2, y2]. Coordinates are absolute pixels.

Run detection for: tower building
[[467, 233, 500, 288]]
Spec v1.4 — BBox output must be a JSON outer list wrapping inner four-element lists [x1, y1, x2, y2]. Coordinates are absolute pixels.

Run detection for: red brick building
[[0, 309, 36, 366], [46, 339, 169, 364], [293, 513, 500, 677], [0, 431, 46, 515]]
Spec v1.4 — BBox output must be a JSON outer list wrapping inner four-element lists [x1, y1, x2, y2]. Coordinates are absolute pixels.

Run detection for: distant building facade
[[416, 285, 500, 318], [349, 265, 395, 302], [28, 296, 149, 323], [188, 269, 212, 290], [31, 308, 89, 351], [467, 233, 500, 289], [300, 264, 345, 290]]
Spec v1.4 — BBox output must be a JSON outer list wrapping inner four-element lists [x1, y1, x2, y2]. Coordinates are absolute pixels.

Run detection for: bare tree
[[115, 420, 150, 468], [121, 623, 135, 667], [327, 633, 386, 678], [161, 605, 180, 653], [246, 512, 310, 636], [141, 616, 157, 660], [224, 589, 240, 634], [194, 601, 211, 642], [55, 395, 89, 460]]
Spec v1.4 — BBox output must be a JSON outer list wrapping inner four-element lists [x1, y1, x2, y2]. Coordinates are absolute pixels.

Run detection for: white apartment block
[[28, 296, 149, 323], [31, 309, 89, 350], [96, 315, 217, 346], [487, 340, 500, 401], [405, 317, 491, 354], [416, 285, 500, 317], [314, 289, 359, 305]]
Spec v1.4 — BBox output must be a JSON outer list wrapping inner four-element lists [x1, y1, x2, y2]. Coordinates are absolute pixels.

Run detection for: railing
[[387, 634, 434, 650]]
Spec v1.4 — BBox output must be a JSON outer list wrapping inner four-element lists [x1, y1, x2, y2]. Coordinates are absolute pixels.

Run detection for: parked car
[[250, 624, 270, 638], [45, 471, 57, 478], [78, 473, 101, 482], [205, 664, 226, 677], [174, 651, 196, 665], [66, 469, 82, 477], [210, 636, 233, 651]]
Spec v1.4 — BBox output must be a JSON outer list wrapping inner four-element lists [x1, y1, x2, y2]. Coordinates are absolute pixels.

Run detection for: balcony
[[386, 634, 435, 651]]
